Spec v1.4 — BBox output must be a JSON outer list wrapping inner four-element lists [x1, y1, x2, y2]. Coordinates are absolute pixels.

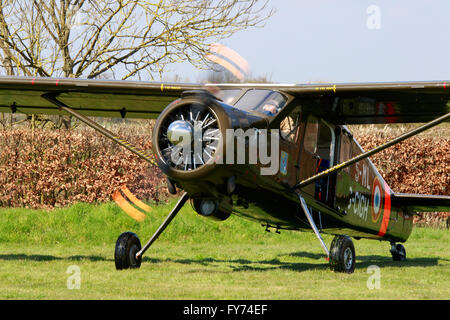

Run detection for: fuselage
[[152, 89, 413, 243]]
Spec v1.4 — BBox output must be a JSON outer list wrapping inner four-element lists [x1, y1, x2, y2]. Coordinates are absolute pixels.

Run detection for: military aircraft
[[0, 76, 449, 273]]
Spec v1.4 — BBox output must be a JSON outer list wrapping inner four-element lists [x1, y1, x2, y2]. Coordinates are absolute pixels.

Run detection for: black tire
[[391, 243, 406, 261], [115, 232, 142, 270], [329, 235, 356, 273]]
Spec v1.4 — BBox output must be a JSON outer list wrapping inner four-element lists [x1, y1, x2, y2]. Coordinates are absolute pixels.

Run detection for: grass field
[[0, 199, 448, 299]]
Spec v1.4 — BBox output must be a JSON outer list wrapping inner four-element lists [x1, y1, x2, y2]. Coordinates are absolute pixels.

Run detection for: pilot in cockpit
[[261, 99, 281, 116]]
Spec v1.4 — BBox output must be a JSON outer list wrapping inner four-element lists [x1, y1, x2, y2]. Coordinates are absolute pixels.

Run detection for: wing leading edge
[[280, 80, 450, 124], [212, 80, 450, 124], [0, 76, 200, 119], [1, 76, 449, 124]]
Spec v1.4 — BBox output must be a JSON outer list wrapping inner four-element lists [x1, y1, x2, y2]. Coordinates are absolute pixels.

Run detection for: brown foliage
[[0, 127, 448, 227], [357, 134, 450, 227], [0, 128, 166, 209]]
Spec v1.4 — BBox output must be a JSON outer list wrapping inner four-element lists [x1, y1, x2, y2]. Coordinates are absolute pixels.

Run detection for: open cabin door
[[297, 114, 336, 205], [276, 105, 303, 187]]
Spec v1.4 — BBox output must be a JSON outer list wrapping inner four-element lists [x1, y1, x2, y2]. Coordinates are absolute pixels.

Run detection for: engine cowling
[[152, 90, 228, 181]]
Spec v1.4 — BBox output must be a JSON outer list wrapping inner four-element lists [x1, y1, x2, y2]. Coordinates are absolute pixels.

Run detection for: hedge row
[[0, 128, 448, 226], [0, 128, 166, 209]]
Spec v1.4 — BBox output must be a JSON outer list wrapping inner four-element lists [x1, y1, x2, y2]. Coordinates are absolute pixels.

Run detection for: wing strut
[[41, 93, 157, 166], [294, 112, 450, 190], [295, 191, 330, 259]]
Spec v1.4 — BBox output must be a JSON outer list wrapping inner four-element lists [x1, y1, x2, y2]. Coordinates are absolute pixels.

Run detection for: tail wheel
[[390, 243, 406, 261], [329, 235, 356, 273], [115, 232, 142, 270]]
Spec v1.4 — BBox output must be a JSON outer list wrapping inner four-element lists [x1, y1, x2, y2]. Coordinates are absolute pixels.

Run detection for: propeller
[[204, 43, 250, 82], [113, 43, 249, 220]]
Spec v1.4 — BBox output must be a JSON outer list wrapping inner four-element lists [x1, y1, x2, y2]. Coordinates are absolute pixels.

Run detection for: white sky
[[167, 0, 450, 84]]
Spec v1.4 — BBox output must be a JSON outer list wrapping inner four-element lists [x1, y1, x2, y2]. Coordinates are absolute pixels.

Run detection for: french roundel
[[371, 177, 384, 223]]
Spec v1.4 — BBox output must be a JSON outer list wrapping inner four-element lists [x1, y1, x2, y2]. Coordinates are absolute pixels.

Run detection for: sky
[[167, 0, 450, 84]]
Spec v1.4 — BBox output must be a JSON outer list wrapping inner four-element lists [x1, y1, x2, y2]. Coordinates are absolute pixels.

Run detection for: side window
[[304, 115, 318, 154], [216, 89, 242, 105], [339, 131, 352, 172], [280, 107, 301, 143], [317, 121, 333, 161]]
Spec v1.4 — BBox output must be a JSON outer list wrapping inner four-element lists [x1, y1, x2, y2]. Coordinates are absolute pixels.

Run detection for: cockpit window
[[233, 89, 287, 116], [280, 106, 301, 143], [215, 89, 242, 105]]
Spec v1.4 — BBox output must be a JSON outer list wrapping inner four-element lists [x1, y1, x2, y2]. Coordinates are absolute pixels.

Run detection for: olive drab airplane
[[0, 76, 449, 273]]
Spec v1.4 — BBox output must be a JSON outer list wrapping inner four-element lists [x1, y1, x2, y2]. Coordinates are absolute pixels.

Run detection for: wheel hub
[[343, 247, 353, 270]]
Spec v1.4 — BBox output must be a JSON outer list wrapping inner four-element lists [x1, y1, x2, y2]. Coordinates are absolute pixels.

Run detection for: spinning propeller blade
[[112, 185, 152, 222], [204, 43, 250, 82]]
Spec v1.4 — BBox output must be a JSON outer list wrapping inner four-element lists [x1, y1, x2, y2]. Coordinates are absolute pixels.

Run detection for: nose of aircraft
[[153, 92, 224, 176], [167, 120, 194, 148]]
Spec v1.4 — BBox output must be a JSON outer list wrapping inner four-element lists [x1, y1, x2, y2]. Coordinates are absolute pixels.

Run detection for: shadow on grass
[[286, 251, 445, 268], [143, 256, 326, 273], [0, 253, 111, 262], [355, 255, 443, 269], [0, 251, 445, 273], [143, 250, 446, 273]]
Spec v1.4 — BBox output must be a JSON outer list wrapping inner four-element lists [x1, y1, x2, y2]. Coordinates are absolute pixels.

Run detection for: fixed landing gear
[[114, 192, 189, 270], [115, 232, 142, 270], [329, 235, 356, 274], [295, 191, 356, 273], [295, 191, 356, 274], [390, 242, 406, 261]]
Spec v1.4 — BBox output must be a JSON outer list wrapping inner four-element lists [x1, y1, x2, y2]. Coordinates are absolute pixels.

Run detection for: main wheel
[[390, 243, 406, 261], [329, 235, 356, 273], [115, 232, 142, 270]]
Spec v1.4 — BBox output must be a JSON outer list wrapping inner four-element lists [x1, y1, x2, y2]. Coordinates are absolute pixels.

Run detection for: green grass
[[0, 200, 449, 299]]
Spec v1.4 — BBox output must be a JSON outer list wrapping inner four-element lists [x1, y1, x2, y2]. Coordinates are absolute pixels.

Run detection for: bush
[[0, 128, 166, 209], [356, 133, 450, 227], [0, 126, 448, 226]]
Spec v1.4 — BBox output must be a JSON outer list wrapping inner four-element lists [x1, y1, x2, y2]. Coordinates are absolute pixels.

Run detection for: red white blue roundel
[[371, 177, 383, 223]]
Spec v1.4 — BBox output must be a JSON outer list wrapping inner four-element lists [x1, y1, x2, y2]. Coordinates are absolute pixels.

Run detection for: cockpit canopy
[[216, 89, 288, 116]]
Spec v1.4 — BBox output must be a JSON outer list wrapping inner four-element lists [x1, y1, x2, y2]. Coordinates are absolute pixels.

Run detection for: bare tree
[[0, 0, 274, 80]]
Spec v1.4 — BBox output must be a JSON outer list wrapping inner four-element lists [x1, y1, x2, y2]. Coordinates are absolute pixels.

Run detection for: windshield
[[215, 89, 242, 105], [233, 89, 287, 116]]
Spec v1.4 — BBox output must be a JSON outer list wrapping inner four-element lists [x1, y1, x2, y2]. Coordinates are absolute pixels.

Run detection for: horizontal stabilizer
[[393, 193, 450, 213]]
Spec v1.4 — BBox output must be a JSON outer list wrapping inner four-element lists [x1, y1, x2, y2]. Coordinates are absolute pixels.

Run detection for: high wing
[[0, 76, 200, 119], [215, 80, 450, 124], [288, 81, 450, 125], [1, 76, 449, 124]]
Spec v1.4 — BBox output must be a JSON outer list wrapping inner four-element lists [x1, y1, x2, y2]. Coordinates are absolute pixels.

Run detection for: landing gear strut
[[114, 192, 189, 270], [295, 192, 356, 274]]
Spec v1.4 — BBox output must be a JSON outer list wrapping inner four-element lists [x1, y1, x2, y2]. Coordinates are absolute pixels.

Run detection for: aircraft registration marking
[[354, 162, 370, 190], [347, 186, 370, 221]]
